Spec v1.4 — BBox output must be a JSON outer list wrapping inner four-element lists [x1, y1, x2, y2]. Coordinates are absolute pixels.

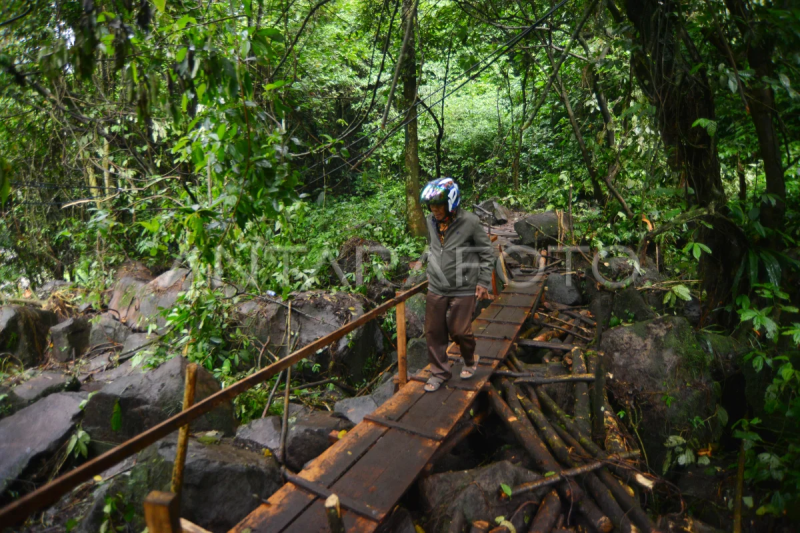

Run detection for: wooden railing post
[[325, 494, 345, 533], [395, 292, 408, 387], [144, 491, 181, 533], [171, 362, 198, 496]]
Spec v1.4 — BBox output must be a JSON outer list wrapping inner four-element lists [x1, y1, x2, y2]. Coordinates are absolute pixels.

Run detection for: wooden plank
[[410, 363, 496, 391], [496, 293, 538, 307], [447, 338, 511, 359], [477, 305, 503, 320], [518, 339, 576, 351], [143, 491, 180, 533], [285, 473, 382, 519], [399, 387, 477, 441], [181, 518, 212, 533], [229, 488, 316, 533], [482, 321, 520, 339], [495, 306, 530, 322], [369, 380, 427, 421], [273, 499, 375, 533], [329, 429, 439, 517], [362, 414, 445, 441]]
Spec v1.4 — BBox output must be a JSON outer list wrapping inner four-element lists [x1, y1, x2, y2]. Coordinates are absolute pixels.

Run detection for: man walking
[[419, 178, 495, 392]]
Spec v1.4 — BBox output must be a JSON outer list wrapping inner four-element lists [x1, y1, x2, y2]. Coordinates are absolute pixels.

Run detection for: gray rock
[[50, 317, 91, 362], [600, 316, 721, 467], [612, 287, 656, 322], [0, 392, 84, 495], [513, 211, 572, 247], [589, 291, 614, 331], [82, 356, 235, 450], [419, 460, 543, 531], [35, 280, 70, 299], [391, 337, 429, 374], [0, 306, 59, 367], [234, 416, 282, 456], [78, 437, 282, 533], [371, 379, 396, 406], [478, 198, 511, 225], [88, 313, 132, 347], [285, 411, 354, 471], [120, 331, 160, 356], [544, 273, 582, 306], [81, 359, 139, 392], [376, 507, 416, 533], [108, 268, 191, 331], [8, 371, 79, 409], [334, 395, 378, 424], [404, 293, 426, 339], [238, 290, 383, 381]]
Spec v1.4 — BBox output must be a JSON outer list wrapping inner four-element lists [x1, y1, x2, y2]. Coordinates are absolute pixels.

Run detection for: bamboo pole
[[514, 374, 595, 384], [280, 302, 293, 465], [396, 291, 408, 387], [325, 494, 345, 533], [170, 362, 198, 496], [261, 370, 284, 418]]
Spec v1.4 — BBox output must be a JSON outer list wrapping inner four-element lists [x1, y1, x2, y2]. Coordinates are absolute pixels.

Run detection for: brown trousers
[[425, 292, 476, 380]]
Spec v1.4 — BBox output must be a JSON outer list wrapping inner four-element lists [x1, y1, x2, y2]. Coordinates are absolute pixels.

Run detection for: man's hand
[[475, 284, 492, 300]]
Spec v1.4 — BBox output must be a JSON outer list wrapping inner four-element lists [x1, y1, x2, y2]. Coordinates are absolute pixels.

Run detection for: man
[[419, 178, 495, 392]]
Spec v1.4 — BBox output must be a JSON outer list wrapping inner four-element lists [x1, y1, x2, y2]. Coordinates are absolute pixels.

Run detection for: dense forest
[[1, 0, 800, 530]]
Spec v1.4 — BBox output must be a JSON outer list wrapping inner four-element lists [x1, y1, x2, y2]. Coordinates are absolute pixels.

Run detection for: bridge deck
[[231, 277, 544, 533]]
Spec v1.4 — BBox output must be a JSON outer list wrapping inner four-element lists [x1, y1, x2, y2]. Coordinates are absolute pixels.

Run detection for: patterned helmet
[[420, 178, 461, 213]]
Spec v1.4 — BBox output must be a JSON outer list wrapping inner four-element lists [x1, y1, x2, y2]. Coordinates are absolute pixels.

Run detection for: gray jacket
[[424, 210, 496, 297]]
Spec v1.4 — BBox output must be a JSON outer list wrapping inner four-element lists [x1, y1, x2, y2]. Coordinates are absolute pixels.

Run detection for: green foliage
[[66, 428, 91, 459]]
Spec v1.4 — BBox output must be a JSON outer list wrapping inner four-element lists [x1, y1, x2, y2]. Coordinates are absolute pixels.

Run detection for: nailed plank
[[275, 499, 375, 533], [447, 338, 511, 359], [285, 473, 381, 519], [229, 487, 316, 533], [410, 362, 495, 392], [362, 415, 444, 441], [495, 306, 530, 322], [329, 429, 439, 517], [496, 293, 539, 307], [477, 305, 503, 320], [370, 380, 426, 421], [399, 387, 477, 441]]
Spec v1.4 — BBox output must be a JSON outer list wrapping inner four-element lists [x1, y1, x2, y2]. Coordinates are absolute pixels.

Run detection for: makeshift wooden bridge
[[231, 276, 545, 533]]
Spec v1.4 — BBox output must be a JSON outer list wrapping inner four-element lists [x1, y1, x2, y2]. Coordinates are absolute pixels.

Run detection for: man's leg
[[448, 295, 476, 366], [425, 292, 452, 380]]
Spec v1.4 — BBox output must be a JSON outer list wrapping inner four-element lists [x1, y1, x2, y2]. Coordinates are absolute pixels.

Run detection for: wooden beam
[[143, 491, 180, 533], [171, 362, 198, 496], [0, 281, 429, 527], [180, 518, 213, 533], [396, 292, 408, 387]]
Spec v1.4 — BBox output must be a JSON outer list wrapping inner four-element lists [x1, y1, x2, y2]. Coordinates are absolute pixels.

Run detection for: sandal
[[460, 355, 480, 380], [424, 376, 445, 393]]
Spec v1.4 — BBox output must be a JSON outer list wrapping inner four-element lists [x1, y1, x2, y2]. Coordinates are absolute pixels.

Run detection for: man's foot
[[460, 355, 480, 379], [424, 376, 445, 392]]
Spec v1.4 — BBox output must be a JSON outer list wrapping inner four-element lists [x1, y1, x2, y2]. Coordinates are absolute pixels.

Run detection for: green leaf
[[0, 158, 10, 206], [717, 405, 729, 427], [743, 496, 754, 508], [672, 285, 692, 301], [258, 28, 284, 42], [543, 471, 556, 477], [152, 0, 166, 13], [111, 400, 122, 432], [500, 483, 512, 497], [760, 252, 781, 287]]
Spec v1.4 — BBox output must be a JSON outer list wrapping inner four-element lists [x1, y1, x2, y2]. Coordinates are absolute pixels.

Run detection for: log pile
[[479, 292, 660, 533]]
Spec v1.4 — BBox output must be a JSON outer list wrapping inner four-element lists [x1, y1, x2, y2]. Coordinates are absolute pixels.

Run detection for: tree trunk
[[619, 0, 725, 209], [401, 0, 427, 237]]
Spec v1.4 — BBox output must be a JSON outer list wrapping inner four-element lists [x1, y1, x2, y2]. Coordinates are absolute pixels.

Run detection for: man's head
[[420, 178, 461, 219]]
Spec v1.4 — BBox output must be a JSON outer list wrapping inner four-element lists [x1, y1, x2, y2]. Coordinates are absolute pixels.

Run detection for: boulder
[[78, 437, 282, 533], [544, 273, 582, 306], [371, 378, 396, 406], [478, 198, 511, 225], [82, 356, 235, 450], [589, 291, 614, 331], [0, 392, 85, 496], [0, 306, 59, 367], [35, 280, 70, 299], [514, 211, 572, 248], [600, 316, 721, 467], [404, 293, 427, 339], [6, 371, 79, 412], [108, 268, 191, 331], [419, 460, 543, 531], [238, 290, 383, 382], [611, 287, 656, 323], [376, 507, 416, 533], [50, 317, 91, 362], [285, 411, 354, 471], [334, 395, 378, 425], [120, 331, 160, 356], [391, 337, 429, 375], [234, 404, 309, 461], [80, 359, 139, 392], [88, 312, 132, 347]]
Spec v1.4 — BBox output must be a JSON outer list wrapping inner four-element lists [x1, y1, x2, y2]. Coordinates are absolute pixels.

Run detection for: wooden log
[[518, 339, 576, 351], [528, 490, 560, 533], [510, 451, 641, 496], [325, 494, 346, 533], [533, 319, 593, 342], [508, 380, 636, 533], [488, 384, 612, 532], [469, 520, 491, 533], [515, 374, 595, 385], [572, 348, 591, 436], [424, 410, 489, 475], [535, 389, 658, 533], [487, 501, 538, 533], [591, 351, 606, 443], [170, 362, 198, 496], [143, 491, 180, 533], [180, 518, 213, 533], [396, 292, 408, 387], [585, 351, 628, 454]]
